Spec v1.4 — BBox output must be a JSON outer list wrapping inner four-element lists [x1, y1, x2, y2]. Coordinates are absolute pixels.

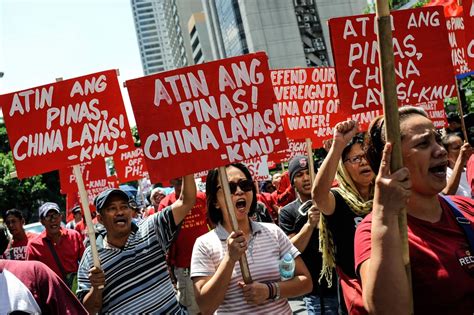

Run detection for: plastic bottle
[[279, 252, 295, 281]]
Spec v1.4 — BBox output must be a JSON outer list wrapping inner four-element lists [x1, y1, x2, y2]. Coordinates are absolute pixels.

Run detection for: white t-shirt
[[0, 269, 41, 314], [446, 167, 471, 197]]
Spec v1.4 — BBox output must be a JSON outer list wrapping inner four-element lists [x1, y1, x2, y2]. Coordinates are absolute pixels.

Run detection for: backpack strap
[[44, 238, 67, 281], [440, 195, 474, 252]]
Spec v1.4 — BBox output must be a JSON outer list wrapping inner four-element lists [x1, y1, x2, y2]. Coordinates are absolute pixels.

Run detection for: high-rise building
[[202, 0, 366, 67], [131, 0, 187, 75], [188, 12, 212, 64]]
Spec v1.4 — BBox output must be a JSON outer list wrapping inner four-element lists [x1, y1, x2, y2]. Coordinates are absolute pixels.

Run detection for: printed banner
[[59, 159, 108, 194], [329, 6, 456, 130], [126, 52, 288, 182], [271, 68, 340, 146], [0, 70, 134, 179], [465, 0, 474, 69], [268, 139, 312, 164], [114, 147, 149, 183], [244, 155, 271, 181], [445, 13, 471, 74]]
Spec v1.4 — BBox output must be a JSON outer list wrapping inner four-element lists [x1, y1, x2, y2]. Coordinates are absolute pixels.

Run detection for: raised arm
[[171, 174, 197, 225], [286, 205, 319, 252], [442, 142, 472, 195], [358, 143, 410, 314], [312, 120, 359, 215]]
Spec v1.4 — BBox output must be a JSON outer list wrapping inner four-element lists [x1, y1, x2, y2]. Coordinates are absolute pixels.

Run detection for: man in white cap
[[26, 202, 84, 289], [77, 174, 196, 314]]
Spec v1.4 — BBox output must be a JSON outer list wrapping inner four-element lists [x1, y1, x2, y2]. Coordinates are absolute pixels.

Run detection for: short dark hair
[[441, 133, 462, 151], [365, 106, 429, 173], [206, 163, 257, 225], [4, 208, 24, 221]]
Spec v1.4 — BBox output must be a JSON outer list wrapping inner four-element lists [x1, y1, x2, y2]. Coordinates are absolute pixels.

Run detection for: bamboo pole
[[305, 138, 315, 183], [374, 1, 413, 312], [218, 166, 253, 284], [454, 79, 469, 141]]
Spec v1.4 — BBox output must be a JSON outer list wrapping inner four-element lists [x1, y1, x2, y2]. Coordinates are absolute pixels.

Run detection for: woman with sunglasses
[[355, 106, 474, 314], [312, 120, 375, 314], [191, 163, 312, 314]]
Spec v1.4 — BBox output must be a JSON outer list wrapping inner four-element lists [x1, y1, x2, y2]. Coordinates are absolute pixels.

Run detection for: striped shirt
[[191, 221, 299, 314], [77, 206, 183, 314]]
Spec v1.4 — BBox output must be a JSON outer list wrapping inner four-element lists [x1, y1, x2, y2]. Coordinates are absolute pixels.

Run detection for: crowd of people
[[1, 106, 473, 314]]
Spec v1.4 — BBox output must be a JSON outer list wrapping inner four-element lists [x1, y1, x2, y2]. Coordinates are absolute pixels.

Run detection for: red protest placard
[[329, 6, 456, 130], [268, 139, 313, 164], [59, 159, 108, 194], [126, 52, 288, 182], [271, 68, 340, 147], [0, 70, 135, 179], [114, 147, 149, 183], [465, 0, 474, 69], [244, 156, 271, 181], [445, 13, 471, 74]]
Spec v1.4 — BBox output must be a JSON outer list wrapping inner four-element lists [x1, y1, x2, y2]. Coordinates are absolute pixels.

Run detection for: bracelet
[[273, 282, 280, 301], [265, 282, 273, 300]]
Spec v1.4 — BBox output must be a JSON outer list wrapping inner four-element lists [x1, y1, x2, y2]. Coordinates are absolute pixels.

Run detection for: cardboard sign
[[415, 100, 447, 128], [0, 70, 135, 179], [114, 147, 149, 183], [329, 7, 456, 130], [271, 68, 340, 146], [59, 159, 108, 194], [268, 139, 311, 164], [126, 52, 288, 182], [445, 13, 471, 74], [465, 0, 474, 69], [244, 156, 271, 181]]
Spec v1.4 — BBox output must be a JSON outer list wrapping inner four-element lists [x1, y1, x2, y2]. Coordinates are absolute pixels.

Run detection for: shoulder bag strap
[[44, 238, 67, 280]]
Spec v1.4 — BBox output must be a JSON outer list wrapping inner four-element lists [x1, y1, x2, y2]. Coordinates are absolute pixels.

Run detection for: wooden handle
[[305, 138, 315, 183]]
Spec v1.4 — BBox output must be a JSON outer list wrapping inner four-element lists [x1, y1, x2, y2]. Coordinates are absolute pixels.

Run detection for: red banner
[[268, 139, 312, 164], [0, 70, 135, 179], [445, 13, 471, 74], [114, 147, 149, 183], [329, 6, 456, 130], [126, 52, 288, 182], [271, 68, 340, 147], [465, 0, 474, 69], [59, 159, 108, 194]]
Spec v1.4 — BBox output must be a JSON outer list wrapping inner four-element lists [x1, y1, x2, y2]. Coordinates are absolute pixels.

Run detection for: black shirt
[[279, 199, 337, 297]]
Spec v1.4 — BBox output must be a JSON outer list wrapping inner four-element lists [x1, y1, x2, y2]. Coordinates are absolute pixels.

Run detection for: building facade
[[188, 12, 212, 64]]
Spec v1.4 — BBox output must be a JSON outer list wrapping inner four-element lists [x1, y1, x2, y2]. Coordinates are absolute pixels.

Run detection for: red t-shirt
[[354, 195, 474, 315], [275, 171, 296, 208], [159, 191, 209, 268], [3, 232, 37, 260], [467, 154, 474, 197], [257, 192, 278, 222], [26, 227, 85, 278]]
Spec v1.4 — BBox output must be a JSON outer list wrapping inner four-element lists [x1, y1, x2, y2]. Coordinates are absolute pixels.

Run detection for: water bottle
[[279, 252, 295, 281]]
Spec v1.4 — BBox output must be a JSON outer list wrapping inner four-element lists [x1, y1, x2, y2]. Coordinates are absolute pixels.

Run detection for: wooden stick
[[374, 1, 413, 313], [218, 166, 253, 284], [281, 162, 285, 172], [305, 138, 315, 183], [454, 79, 469, 141], [73, 165, 101, 269]]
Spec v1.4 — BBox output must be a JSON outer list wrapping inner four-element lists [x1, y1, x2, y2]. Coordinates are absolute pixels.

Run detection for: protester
[[445, 112, 464, 139], [279, 156, 338, 314], [0, 225, 88, 315], [356, 106, 474, 314], [2, 209, 36, 260], [75, 211, 99, 242], [144, 186, 167, 217], [272, 172, 282, 191], [26, 202, 84, 289], [158, 180, 208, 314], [260, 180, 276, 193], [312, 120, 375, 314], [191, 163, 312, 314], [66, 205, 82, 230], [77, 174, 196, 314], [441, 133, 472, 196]]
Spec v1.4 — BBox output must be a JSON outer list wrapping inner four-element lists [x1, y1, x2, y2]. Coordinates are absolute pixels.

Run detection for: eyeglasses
[[218, 179, 254, 195], [344, 154, 367, 164], [44, 212, 60, 222]]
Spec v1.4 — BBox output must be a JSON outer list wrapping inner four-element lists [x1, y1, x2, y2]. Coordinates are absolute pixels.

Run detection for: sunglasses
[[218, 179, 254, 195]]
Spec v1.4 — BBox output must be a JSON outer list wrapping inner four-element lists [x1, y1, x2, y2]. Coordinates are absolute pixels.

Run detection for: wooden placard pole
[[305, 138, 315, 183], [73, 165, 101, 269], [281, 163, 285, 172], [374, 1, 413, 312], [218, 166, 253, 284], [454, 79, 469, 141]]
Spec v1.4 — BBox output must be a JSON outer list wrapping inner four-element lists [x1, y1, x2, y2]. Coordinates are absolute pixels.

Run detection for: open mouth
[[235, 199, 247, 211], [359, 167, 373, 175], [114, 218, 127, 226], [50, 224, 59, 229], [428, 162, 447, 177]]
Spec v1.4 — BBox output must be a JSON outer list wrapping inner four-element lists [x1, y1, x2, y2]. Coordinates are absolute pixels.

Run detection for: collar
[[215, 220, 263, 241]]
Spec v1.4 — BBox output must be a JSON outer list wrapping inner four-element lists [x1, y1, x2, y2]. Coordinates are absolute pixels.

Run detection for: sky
[[0, 0, 144, 126]]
